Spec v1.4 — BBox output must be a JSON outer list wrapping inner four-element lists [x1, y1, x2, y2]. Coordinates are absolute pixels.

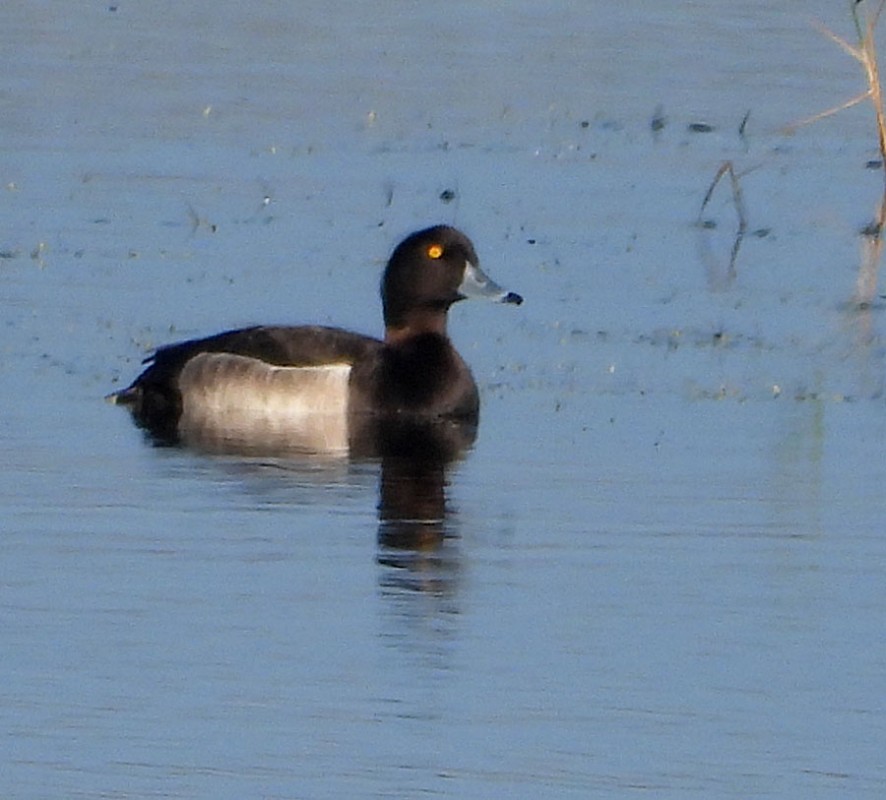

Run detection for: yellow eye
[[427, 244, 444, 259]]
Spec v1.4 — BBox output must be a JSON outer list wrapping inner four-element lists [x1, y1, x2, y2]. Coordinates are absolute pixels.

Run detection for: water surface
[[3, 2, 886, 798]]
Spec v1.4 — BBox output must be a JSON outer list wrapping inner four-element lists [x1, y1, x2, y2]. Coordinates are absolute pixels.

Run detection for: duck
[[109, 225, 523, 454]]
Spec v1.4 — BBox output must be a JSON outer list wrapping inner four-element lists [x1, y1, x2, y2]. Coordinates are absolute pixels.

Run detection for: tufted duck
[[109, 225, 522, 453]]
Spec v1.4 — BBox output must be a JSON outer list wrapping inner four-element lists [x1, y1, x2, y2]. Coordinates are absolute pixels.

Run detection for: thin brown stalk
[[698, 161, 748, 235], [781, 91, 870, 134], [784, 1, 886, 176]]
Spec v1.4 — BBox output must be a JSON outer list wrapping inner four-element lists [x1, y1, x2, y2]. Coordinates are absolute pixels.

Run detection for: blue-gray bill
[[458, 261, 523, 306]]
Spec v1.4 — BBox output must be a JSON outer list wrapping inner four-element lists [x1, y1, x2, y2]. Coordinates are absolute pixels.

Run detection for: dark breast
[[354, 332, 479, 420]]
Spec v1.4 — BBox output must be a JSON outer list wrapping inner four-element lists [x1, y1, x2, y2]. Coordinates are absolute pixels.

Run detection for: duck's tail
[[105, 385, 139, 406]]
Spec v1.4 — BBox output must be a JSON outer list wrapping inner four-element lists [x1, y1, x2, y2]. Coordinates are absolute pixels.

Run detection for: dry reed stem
[[698, 161, 748, 234], [851, 0, 886, 306], [853, 1, 886, 173], [782, 2, 886, 306], [784, 2, 886, 176]]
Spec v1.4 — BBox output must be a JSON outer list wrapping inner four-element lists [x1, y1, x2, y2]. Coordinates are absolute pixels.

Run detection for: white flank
[[177, 352, 351, 455]]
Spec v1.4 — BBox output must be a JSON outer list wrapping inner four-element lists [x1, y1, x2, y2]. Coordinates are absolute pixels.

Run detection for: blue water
[[3, 1, 886, 797]]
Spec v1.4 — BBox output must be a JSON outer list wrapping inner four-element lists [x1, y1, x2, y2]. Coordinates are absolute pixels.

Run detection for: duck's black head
[[381, 225, 522, 335]]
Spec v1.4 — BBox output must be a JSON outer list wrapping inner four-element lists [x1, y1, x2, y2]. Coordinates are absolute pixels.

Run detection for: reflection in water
[[696, 160, 747, 291], [371, 416, 473, 597], [850, 198, 886, 371], [842, 200, 886, 400], [136, 413, 476, 597], [373, 426, 468, 683], [696, 221, 743, 292], [374, 418, 474, 596]]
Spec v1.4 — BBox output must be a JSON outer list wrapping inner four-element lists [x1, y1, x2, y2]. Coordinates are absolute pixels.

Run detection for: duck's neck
[[384, 308, 448, 345]]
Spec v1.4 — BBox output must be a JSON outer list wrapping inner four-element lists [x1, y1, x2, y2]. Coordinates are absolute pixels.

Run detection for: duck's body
[[110, 226, 522, 454]]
